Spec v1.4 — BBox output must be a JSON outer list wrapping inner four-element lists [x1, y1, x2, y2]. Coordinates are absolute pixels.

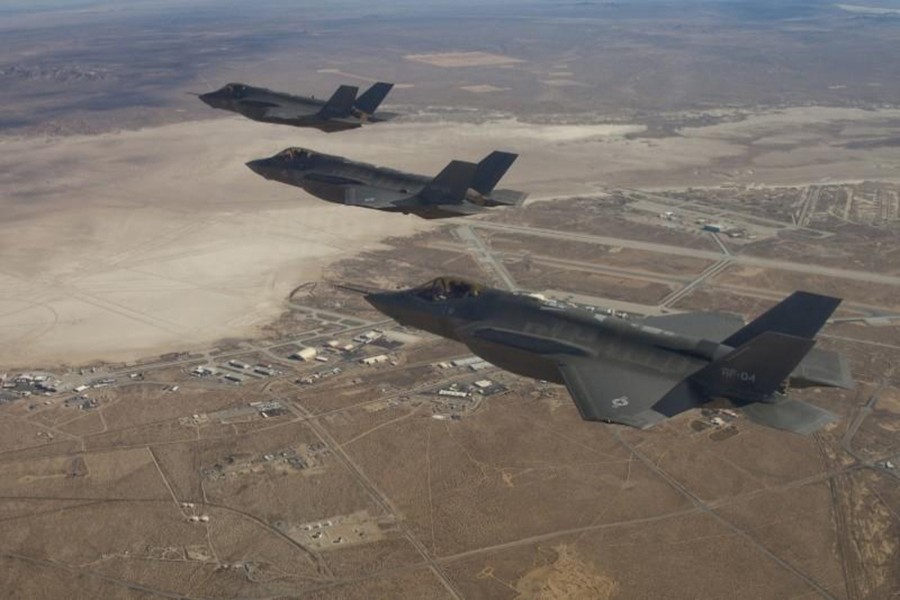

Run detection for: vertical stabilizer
[[355, 82, 394, 114], [420, 161, 478, 205], [723, 291, 841, 348], [472, 151, 518, 195], [691, 332, 815, 402], [318, 85, 359, 118]]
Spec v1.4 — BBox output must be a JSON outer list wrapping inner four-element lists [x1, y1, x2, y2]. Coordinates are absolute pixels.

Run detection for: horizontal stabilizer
[[724, 291, 841, 348], [367, 111, 400, 123], [741, 397, 837, 435], [792, 347, 855, 389], [485, 189, 528, 207]]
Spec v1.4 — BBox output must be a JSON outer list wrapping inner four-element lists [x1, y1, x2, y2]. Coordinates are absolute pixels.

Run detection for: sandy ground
[[404, 51, 524, 67], [1, 106, 899, 368]]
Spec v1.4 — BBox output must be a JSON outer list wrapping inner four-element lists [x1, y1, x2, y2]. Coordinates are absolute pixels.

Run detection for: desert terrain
[[1, 1, 899, 599], [3, 107, 900, 367]]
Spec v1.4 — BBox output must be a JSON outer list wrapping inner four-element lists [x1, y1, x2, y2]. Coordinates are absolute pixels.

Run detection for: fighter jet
[[246, 149, 527, 219], [198, 82, 396, 132], [366, 278, 854, 434]]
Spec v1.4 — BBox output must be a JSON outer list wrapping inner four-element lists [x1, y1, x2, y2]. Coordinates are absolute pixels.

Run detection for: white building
[[292, 347, 318, 361], [360, 354, 389, 366]]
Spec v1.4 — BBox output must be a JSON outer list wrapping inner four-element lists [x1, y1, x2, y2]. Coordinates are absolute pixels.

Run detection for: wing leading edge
[[556, 357, 692, 429]]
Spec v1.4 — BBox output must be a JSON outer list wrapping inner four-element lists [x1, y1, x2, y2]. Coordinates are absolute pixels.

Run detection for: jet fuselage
[[366, 280, 840, 392], [366, 279, 852, 433], [199, 84, 391, 132], [246, 149, 496, 218], [368, 285, 720, 384], [247, 150, 431, 203]]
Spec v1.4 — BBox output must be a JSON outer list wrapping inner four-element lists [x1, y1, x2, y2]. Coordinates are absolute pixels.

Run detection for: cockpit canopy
[[274, 147, 315, 163], [413, 277, 483, 302], [223, 83, 248, 97]]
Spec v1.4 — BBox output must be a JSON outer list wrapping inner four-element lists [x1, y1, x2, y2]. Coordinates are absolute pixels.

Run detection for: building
[[360, 354, 389, 366], [291, 347, 318, 361], [353, 330, 383, 344], [451, 356, 483, 367]]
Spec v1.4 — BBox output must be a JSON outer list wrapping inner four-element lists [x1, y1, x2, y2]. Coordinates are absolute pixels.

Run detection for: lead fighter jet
[[246, 149, 527, 219], [198, 82, 396, 132], [366, 278, 854, 434]]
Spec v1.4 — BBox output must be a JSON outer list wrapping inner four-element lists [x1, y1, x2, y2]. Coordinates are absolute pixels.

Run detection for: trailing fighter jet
[[246, 149, 527, 219], [198, 81, 396, 132], [366, 278, 854, 434]]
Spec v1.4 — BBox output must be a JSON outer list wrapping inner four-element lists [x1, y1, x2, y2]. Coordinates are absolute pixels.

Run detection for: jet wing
[[641, 312, 745, 342], [429, 203, 488, 216], [555, 356, 684, 429], [343, 186, 408, 209], [239, 99, 281, 110], [260, 104, 308, 121]]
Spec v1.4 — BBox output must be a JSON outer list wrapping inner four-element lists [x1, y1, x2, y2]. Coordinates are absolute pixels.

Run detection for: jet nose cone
[[245, 159, 271, 177], [197, 92, 217, 107], [364, 292, 388, 312], [365, 292, 401, 319]]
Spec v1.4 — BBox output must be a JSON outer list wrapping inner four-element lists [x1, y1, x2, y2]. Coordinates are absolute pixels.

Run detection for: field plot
[[460, 85, 508, 93], [405, 52, 524, 68], [0, 418, 64, 455], [0, 447, 168, 500], [198, 422, 381, 525], [443, 512, 817, 600], [341, 386, 691, 557], [482, 232, 716, 278]]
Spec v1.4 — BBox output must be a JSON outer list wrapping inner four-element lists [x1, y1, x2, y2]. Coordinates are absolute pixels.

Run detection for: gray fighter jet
[[246, 149, 527, 219], [366, 278, 854, 434], [198, 82, 396, 132]]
